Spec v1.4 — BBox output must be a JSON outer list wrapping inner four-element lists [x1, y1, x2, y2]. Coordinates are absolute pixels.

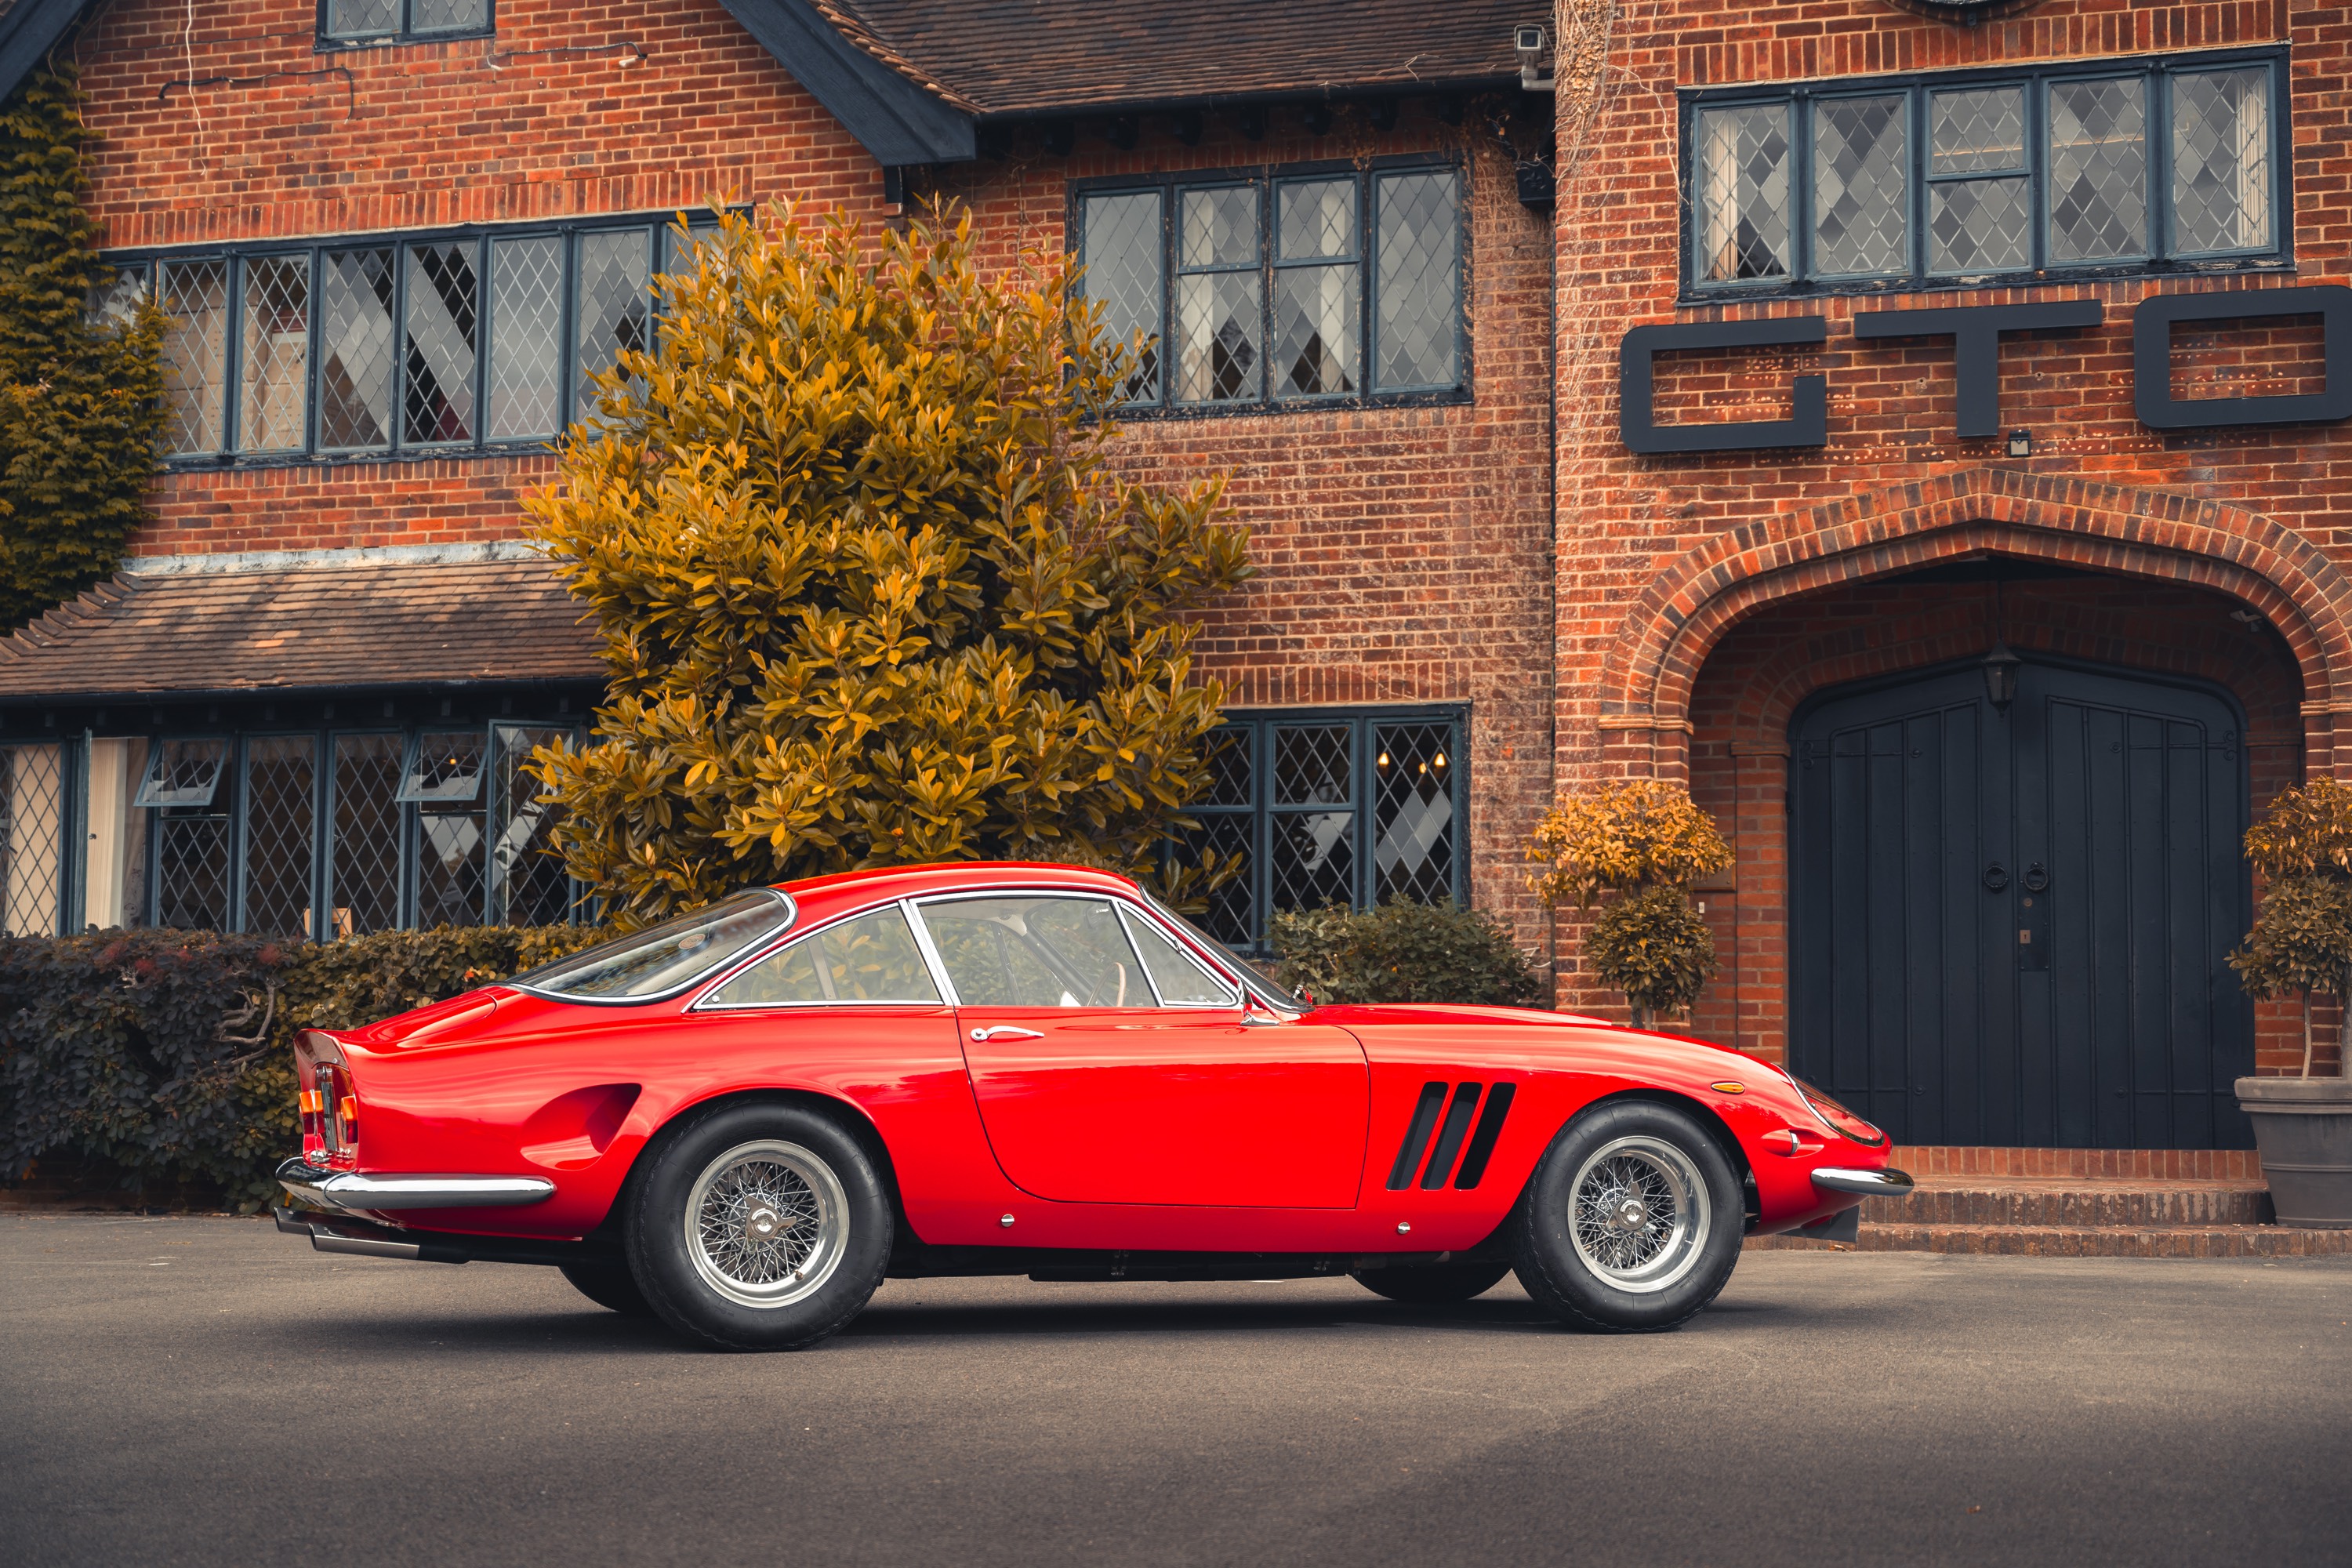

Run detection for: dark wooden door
[[1790, 657, 2252, 1149]]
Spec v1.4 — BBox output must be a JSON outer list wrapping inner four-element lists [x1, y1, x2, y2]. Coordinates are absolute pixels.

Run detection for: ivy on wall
[[0, 62, 162, 633]]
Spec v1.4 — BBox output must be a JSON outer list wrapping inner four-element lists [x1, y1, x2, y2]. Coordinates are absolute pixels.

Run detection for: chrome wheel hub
[[684, 1139, 849, 1309], [1566, 1135, 1710, 1295]]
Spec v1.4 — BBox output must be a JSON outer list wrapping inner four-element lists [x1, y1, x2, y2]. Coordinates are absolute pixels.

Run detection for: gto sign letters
[[1619, 285, 2352, 455]]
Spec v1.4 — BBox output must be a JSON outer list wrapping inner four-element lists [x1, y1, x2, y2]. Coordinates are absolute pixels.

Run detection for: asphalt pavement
[[3, 1213, 2348, 1567]]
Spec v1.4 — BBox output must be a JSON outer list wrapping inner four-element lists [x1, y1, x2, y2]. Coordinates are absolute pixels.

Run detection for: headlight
[[1791, 1076, 1886, 1146]]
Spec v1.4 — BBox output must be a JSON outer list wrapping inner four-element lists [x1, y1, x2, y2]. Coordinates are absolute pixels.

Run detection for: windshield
[[507, 889, 795, 1001], [1143, 892, 1308, 1011]]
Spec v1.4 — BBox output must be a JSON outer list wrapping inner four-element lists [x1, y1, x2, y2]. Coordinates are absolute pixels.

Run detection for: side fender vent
[[1385, 1081, 1450, 1190], [1451, 1082, 1515, 1189]]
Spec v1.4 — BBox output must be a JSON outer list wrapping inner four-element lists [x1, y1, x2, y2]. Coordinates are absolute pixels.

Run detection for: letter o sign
[[2134, 285, 2352, 430]]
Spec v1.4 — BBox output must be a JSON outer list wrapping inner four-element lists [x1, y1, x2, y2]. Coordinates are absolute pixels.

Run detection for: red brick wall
[[1549, 0, 2352, 1059]]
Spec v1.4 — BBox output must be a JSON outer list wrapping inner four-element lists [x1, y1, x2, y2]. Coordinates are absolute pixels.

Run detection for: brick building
[[0, 0, 2338, 1158]]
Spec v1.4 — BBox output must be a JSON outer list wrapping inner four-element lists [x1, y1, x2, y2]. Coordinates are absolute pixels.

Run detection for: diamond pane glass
[[159, 260, 227, 454], [1932, 88, 2027, 174], [240, 255, 310, 452], [1374, 169, 1460, 389], [1199, 725, 1250, 808], [1180, 186, 1256, 268], [659, 219, 722, 279], [1931, 176, 2032, 272], [1276, 263, 1357, 397], [574, 228, 652, 422], [1082, 191, 1163, 403], [1280, 179, 1355, 260], [1695, 104, 1791, 282], [325, 0, 399, 34], [1374, 724, 1454, 905], [2173, 67, 2272, 253], [401, 730, 485, 804], [318, 247, 393, 450], [243, 736, 317, 939], [411, 0, 488, 31], [89, 265, 147, 329], [157, 800, 231, 932], [1274, 725, 1350, 807], [134, 738, 227, 808], [1269, 811, 1353, 913], [0, 744, 63, 935], [488, 236, 563, 440], [331, 733, 402, 938], [1176, 813, 1254, 948], [405, 241, 479, 443], [2048, 78, 2147, 262], [1813, 95, 1907, 276], [1176, 271, 1261, 403], [416, 808, 485, 929], [492, 724, 572, 927]]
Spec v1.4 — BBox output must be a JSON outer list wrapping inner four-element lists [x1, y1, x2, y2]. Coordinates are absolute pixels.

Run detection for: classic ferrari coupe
[[275, 862, 1911, 1348]]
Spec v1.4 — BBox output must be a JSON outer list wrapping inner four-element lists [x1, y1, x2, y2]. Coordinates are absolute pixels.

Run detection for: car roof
[[770, 860, 1143, 913]]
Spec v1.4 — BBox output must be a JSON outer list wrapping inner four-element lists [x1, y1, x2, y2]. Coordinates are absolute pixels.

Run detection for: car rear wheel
[[1511, 1100, 1743, 1334], [559, 1259, 655, 1317], [623, 1101, 892, 1351], [1349, 1260, 1512, 1304]]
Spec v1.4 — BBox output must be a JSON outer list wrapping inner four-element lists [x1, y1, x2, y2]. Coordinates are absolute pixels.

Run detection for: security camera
[[1515, 24, 1547, 58], [1515, 24, 1552, 91]]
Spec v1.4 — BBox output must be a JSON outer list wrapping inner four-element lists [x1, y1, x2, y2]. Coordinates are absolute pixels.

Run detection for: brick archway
[[1595, 468, 2352, 777]]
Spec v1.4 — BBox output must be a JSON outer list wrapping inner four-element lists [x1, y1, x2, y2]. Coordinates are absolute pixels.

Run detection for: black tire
[[560, 1259, 655, 1317], [622, 1100, 893, 1351], [1511, 1099, 1744, 1334], [1350, 1260, 1512, 1304]]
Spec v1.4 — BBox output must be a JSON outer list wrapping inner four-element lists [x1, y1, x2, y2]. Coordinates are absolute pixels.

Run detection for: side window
[[1118, 906, 1237, 1006], [919, 896, 1156, 1008], [708, 906, 941, 1006]]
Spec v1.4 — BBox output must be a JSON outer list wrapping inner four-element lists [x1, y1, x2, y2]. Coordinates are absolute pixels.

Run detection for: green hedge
[[1269, 901, 1542, 1007], [0, 924, 604, 1208]]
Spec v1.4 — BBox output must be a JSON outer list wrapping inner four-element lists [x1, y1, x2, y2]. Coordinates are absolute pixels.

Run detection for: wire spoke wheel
[[1566, 1134, 1710, 1294], [684, 1139, 850, 1310]]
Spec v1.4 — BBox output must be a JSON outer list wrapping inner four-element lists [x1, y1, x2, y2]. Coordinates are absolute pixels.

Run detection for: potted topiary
[[1525, 779, 1732, 1025], [2228, 777, 2352, 1228]]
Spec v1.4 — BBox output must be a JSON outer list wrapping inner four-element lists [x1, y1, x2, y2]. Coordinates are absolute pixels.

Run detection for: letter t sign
[[1853, 301, 2104, 439]]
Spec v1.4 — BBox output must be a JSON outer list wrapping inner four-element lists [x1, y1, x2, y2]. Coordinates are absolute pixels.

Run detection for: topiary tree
[[2230, 777, 2352, 1077], [526, 203, 1251, 923], [1526, 779, 1732, 1025], [0, 63, 163, 632]]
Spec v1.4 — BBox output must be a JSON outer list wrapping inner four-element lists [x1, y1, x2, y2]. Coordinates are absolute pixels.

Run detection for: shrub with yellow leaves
[[2231, 777, 2352, 1076], [525, 202, 1252, 922], [1525, 779, 1731, 1025]]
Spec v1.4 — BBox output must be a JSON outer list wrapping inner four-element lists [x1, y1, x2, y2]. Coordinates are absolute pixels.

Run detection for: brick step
[[1749, 1221, 2352, 1258], [1864, 1181, 2274, 1228]]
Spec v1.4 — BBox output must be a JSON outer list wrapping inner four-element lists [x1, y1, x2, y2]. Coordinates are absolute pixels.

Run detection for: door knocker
[[1983, 862, 2009, 892], [2023, 862, 2050, 893]]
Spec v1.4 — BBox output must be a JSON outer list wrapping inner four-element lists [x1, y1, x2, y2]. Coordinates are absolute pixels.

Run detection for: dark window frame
[[1070, 153, 1473, 418], [317, 0, 495, 49], [1680, 46, 2294, 301], [1180, 704, 1470, 953], [112, 210, 726, 470]]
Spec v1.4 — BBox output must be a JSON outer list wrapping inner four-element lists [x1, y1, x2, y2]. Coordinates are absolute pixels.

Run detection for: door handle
[[969, 1025, 1044, 1043]]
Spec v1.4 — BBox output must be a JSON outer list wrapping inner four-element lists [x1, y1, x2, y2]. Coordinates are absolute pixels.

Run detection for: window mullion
[[472, 234, 491, 452], [1792, 90, 1811, 285], [220, 256, 243, 456], [2029, 73, 2046, 272]]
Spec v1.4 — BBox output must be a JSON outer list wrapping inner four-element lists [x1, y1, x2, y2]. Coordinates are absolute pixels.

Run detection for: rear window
[[508, 889, 794, 1001]]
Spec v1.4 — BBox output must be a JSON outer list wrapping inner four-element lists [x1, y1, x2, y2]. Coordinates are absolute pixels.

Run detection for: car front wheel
[[623, 1101, 892, 1351], [1511, 1100, 1743, 1333]]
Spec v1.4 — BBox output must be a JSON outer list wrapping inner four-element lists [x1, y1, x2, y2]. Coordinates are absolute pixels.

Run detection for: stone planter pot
[[2237, 1076, 2352, 1229]]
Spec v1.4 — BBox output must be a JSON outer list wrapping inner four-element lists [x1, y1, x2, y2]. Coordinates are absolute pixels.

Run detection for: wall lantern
[[2007, 429, 2032, 458], [1982, 641, 2022, 710]]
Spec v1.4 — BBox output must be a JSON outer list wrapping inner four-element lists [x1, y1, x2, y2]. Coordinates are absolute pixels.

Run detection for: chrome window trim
[[506, 887, 796, 1007], [687, 895, 949, 1011], [907, 886, 1250, 1013], [1114, 901, 1243, 1009]]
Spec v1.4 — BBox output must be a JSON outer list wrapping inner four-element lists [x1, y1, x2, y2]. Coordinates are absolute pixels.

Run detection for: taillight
[[310, 1062, 360, 1162]]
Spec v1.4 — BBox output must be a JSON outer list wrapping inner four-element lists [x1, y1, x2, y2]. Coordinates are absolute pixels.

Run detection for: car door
[[914, 893, 1369, 1208]]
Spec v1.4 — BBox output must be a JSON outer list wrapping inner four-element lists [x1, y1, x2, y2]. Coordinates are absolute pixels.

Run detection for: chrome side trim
[[277, 1157, 555, 1210], [1810, 1166, 1915, 1197]]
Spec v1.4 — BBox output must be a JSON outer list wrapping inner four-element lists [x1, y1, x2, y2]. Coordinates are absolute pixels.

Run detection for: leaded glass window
[[574, 227, 652, 422], [488, 234, 563, 440], [1167, 709, 1465, 952], [0, 743, 64, 936], [242, 736, 318, 939], [1082, 191, 1163, 402], [323, 0, 488, 43], [331, 733, 403, 937], [158, 259, 229, 454], [1075, 158, 1465, 413], [239, 256, 310, 452], [1687, 52, 2285, 292], [2172, 67, 2273, 253], [404, 241, 479, 444], [491, 724, 572, 927], [318, 246, 395, 450]]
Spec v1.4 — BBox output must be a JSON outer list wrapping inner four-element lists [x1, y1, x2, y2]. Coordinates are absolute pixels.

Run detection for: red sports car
[[276, 862, 1910, 1348]]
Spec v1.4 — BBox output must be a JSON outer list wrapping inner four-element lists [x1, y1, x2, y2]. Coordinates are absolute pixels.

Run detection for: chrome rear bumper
[[277, 1157, 555, 1211], [1811, 1165, 1915, 1197]]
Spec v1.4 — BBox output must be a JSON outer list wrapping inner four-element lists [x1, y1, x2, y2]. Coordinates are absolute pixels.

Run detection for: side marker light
[[1710, 1082, 1745, 1095]]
